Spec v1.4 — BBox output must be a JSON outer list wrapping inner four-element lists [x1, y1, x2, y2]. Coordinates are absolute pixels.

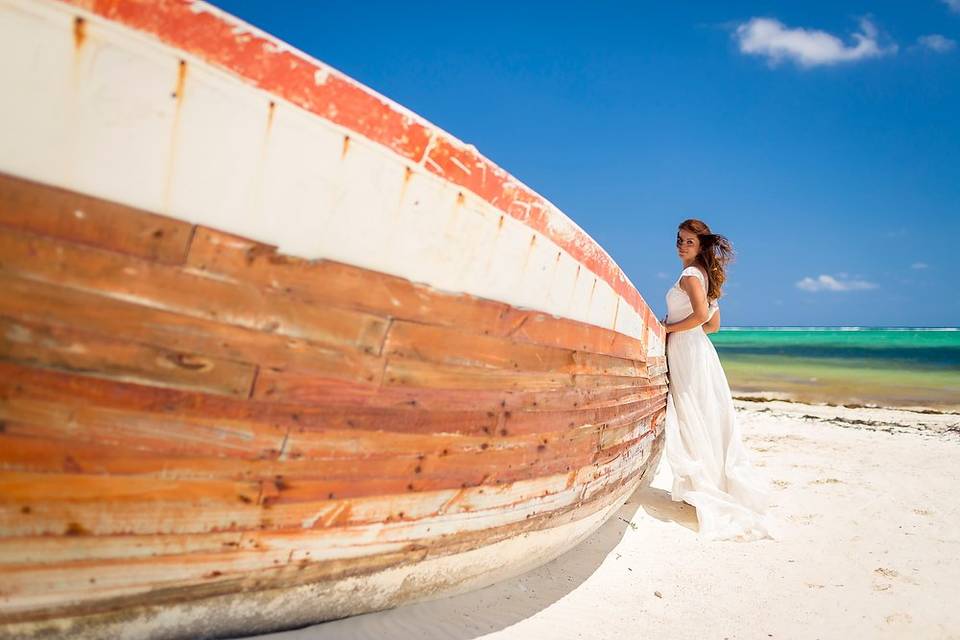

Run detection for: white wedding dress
[[663, 265, 780, 541]]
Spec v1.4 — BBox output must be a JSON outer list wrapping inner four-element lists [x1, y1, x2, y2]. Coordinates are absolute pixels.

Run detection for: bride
[[660, 219, 780, 541]]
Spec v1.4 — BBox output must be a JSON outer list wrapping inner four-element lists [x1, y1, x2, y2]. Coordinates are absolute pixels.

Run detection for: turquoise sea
[[709, 328, 960, 411]]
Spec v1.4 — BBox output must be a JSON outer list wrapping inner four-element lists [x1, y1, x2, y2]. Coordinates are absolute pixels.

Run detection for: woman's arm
[[664, 274, 710, 333], [702, 307, 720, 334]]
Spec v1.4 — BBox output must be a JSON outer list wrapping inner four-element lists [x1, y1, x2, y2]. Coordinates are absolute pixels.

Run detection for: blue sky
[[216, 1, 959, 327]]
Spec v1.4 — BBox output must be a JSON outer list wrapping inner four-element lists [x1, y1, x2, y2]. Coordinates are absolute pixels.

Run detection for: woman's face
[[676, 228, 700, 261]]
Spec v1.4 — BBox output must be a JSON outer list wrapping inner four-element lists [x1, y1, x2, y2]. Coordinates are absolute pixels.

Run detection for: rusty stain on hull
[[266, 100, 276, 132], [172, 58, 186, 99], [398, 166, 414, 207], [72, 15, 84, 49], [162, 59, 188, 214]]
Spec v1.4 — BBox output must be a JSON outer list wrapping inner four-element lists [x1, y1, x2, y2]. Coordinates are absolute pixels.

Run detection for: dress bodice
[[665, 265, 718, 326]]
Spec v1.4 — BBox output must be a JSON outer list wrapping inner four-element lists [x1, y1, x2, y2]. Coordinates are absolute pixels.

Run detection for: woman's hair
[[678, 219, 735, 302]]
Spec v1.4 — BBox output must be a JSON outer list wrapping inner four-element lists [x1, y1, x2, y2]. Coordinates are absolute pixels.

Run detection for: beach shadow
[[248, 482, 668, 640], [633, 484, 699, 532]]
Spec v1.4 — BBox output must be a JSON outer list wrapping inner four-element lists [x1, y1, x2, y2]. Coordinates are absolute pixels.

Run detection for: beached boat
[[0, 0, 667, 637]]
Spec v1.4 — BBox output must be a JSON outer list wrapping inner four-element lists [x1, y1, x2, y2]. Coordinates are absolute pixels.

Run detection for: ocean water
[[708, 328, 960, 411]]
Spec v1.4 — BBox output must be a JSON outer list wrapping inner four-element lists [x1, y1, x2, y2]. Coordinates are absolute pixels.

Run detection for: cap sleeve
[[680, 265, 707, 289]]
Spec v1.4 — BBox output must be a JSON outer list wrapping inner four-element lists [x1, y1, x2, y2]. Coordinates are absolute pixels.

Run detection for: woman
[[661, 219, 780, 541]]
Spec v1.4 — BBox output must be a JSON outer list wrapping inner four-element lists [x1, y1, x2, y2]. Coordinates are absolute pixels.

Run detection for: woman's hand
[[661, 315, 672, 334]]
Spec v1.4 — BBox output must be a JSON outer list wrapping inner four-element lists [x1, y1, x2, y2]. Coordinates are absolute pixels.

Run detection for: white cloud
[[944, 0, 960, 14], [918, 34, 957, 52], [796, 274, 879, 292], [735, 17, 896, 68], [911, 262, 929, 269]]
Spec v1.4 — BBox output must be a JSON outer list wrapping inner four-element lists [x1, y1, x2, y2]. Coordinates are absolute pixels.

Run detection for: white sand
[[249, 400, 960, 640]]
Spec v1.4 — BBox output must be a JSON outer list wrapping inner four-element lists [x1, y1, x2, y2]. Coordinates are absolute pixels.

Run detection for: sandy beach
[[246, 398, 960, 640]]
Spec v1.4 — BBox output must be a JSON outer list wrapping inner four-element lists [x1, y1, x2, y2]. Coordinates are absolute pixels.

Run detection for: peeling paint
[[5, 323, 32, 343]]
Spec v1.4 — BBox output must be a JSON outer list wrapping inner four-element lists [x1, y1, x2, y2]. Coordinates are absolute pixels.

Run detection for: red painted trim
[[59, 0, 660, 338]]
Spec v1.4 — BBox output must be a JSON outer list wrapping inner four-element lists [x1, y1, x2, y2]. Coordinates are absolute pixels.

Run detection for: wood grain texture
[[0, 273, 384, 385], [0, 445, 660, 629], [0, 316, 256, 396], [0, 175, 666, 638], [187, 226, 649, 361], [0, 226, 390, 355], [0, 173, 193, 264]]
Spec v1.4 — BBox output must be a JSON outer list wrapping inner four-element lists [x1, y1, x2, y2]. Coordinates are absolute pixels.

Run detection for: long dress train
[[663, 265, 780, 541]]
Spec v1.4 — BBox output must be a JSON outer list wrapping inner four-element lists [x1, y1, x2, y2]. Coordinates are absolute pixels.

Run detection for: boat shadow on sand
[[248, 480, 697, 640]]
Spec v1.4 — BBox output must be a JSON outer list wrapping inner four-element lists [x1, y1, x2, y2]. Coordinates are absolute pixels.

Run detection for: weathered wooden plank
[[382, 357, 574, 391], [0, 402, 287, 462], [0, 471, 260, 505], [186, 226, 647, 360], [0, 273, 385, 384], [4, 454, 645, 566], [255, 366, 664, 413], [647, 355, 668, 376], [0, 429, 650, 539], [574, 373, 666, 390], [0, 227, 389, 354], [0, 462, 647, 624], [0, 408, 631, 505], [383, 320, 642, 376], [0, 364, 508, 447], [0, 172, 193, 264], [502, 397, 662, 436], [0, 547, 293, 615], [1, 362, 663, 451], [186, 224, 509, 325], [287, 433, 656, 537], [0, 470, 264, 536], [0, 432, 270, 478], [0, 316, 256, 396], [0, 452, 644, 568], [0, 531, 247, 566], [0, 360, 660, 510], [0, 429, 657, 624], [495, 306, 647, 360], [0, 419, 600, 482], [0, 372, 653, 475], [266, 439, 653, 535], [598, 415, 657, 453], [0, 543, 419, 624], [0, 370, 501, 442], [279, 426, 657, 503]]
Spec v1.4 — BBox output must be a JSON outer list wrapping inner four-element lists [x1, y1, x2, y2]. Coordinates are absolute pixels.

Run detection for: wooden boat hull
[[0, 1, 667, 638]]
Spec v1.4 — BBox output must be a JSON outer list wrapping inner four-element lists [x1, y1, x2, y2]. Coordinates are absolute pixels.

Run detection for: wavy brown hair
[[678, 219, 735, 302]]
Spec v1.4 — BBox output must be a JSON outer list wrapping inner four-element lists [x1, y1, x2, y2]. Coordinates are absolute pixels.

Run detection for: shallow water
[[708, 328, 960, 410]]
